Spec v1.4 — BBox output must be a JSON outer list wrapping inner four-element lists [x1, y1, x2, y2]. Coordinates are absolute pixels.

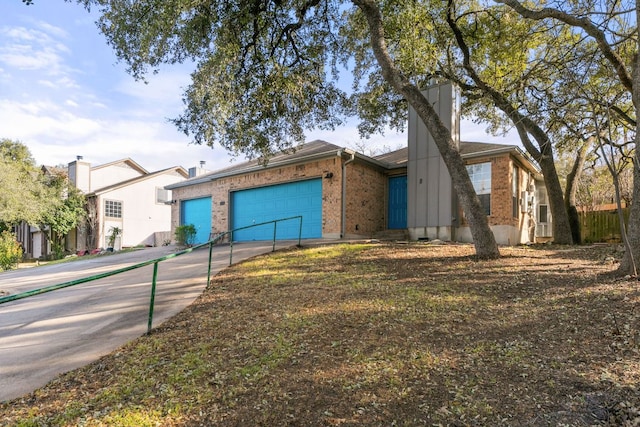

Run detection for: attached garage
[[231, 179, 322, 241], [166, 140, 391, 243], [181, 197, 212, 244]]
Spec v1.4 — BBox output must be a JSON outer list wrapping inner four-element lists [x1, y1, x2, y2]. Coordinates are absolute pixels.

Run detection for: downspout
[[341, 151, 356, 238]]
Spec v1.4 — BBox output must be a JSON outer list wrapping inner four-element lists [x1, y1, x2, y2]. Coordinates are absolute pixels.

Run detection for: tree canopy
[[41, 169, 86, 258], [0, 139, 85, 259], [493, 0, 638, 273], [75, 0, 504, 258], [0, 139, 53, 227]]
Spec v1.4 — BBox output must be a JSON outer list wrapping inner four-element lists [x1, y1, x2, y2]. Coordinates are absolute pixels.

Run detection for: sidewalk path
[[0, 241, 300, 402]]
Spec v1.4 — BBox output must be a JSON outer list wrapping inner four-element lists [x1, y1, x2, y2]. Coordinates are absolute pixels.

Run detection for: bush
[[0, 231, 22, 271], [175, 224, 197, 246]]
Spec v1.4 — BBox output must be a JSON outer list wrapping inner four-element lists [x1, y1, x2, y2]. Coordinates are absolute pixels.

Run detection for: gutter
[[341, 150, 356, 238]]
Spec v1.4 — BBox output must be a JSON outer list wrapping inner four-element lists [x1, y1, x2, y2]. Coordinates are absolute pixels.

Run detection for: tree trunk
[[565, 143, 588, 245], [444, 3, 573, 245], [354, 0, 500, 259], [620, 158, 640, 274], [537, 152, 574, 244], [618, 0, 640, 275]]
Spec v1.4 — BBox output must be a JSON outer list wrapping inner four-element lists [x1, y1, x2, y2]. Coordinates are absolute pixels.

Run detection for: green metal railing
[[0, 216, 302, 333]]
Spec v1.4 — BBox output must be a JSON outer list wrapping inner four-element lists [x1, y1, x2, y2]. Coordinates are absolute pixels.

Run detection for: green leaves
[[0, 139, 85, 258], [0, 230, 22, 271], [80, 0, 349, 158], [0, 139, 51, 227]]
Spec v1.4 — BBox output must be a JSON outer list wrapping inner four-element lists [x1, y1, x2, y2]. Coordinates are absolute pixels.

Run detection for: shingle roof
[[374, 141, 533, 167], [459, 141, 518, 157], [167, 140, 348, 189], [213, 140, 344, 175], [167, 138, 540, 190], [91, 158, 148, 175], [89, 166, 188, 195], [373, 147, 408, 167]]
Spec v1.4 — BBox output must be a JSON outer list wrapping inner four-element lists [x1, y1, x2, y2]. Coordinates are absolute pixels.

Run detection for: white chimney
[[68, 157, 91, 192]]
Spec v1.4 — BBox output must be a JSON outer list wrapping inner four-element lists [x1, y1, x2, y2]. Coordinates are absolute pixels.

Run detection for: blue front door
[[231, 179, 322, 241], [181, 197, 212, 244], [388, 175, 407, 229]]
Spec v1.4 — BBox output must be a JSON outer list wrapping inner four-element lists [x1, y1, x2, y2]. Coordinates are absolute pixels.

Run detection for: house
[[15, 158, 189, 259], [67, 158, 189, 252], [166, 82, 551, 246]]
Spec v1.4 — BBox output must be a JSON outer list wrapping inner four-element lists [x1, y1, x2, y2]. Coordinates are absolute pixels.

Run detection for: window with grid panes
[[105, 200, 122, 218], [466, 162, 491, 215]]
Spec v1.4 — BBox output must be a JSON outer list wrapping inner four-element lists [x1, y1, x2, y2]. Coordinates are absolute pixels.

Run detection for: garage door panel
[[181, 197, 212, 244], [231, 179, 321, 241]]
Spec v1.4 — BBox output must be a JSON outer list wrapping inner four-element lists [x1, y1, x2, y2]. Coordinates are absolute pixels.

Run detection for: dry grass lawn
[[1, 242, 639, 426]]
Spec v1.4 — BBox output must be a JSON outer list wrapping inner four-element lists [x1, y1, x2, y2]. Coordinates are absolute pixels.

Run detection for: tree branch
[[445, 0, 544, 161], [495, 0, 634, 92]]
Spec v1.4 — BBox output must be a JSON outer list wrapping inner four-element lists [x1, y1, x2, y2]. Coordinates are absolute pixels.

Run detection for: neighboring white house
[[67, 158, 189, 253]]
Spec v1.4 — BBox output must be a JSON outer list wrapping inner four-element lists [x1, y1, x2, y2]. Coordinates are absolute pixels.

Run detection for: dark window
[[466, 162, 491, 215], [539, 204, 548, 223], [105, 200, 122, 218]]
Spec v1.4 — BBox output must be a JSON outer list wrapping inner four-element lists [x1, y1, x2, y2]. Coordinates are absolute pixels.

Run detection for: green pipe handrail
[[0, 215, 302, 334]]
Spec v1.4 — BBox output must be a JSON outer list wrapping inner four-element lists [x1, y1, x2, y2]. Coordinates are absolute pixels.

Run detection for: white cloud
[[0, 99, 101, 141], [0, 26, 71, 76], [35, 21, 70, 40]]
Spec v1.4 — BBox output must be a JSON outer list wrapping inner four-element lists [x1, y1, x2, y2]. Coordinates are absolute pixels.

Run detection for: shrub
[[175, 224, 197, 246], [0, 231, 22, 271], [107, 226, 122, 249]]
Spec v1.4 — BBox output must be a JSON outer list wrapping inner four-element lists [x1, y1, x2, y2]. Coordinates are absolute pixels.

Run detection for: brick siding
[[170, 157, 385, 240], [344, 161, 387, 237], [461, 153, 533, 228]]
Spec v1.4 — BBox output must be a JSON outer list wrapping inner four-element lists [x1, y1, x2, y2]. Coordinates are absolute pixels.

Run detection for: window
[[105, 200, 122, 218], [512, 165, 519, 218], [539, 204, 548, 224], [466, 162, 491, 215]]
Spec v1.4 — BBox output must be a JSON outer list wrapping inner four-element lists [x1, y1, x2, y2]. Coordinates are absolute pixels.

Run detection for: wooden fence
[[578, 208, 630, 243]]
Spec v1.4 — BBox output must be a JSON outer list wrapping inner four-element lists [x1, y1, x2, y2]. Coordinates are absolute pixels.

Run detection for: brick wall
[[170, 157, 352, 240], [169, 180, 215, 239], [490, 155, 515, 227], [344, 161, 387, 237], [461, 153, 532, 228]]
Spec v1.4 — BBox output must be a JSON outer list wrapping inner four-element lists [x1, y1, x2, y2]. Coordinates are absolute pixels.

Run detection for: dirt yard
[[1, 242, 639, 426]]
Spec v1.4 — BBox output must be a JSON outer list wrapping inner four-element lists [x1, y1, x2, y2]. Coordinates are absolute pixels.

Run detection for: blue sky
[[1, 1, 508, 173]]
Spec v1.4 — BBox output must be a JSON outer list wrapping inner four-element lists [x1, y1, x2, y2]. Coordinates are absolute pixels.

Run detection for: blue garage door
[[231, 179, 322, 241], [181, 197, 212, 244], [388, 175, 407, 229]]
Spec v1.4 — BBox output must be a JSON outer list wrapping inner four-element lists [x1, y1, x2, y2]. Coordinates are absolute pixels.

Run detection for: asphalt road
[[0, 241, 298, 402]]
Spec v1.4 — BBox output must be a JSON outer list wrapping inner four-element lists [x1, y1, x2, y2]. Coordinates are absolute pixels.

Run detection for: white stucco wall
[[91, 162, 145, 192], [96, 171, 184, 248]]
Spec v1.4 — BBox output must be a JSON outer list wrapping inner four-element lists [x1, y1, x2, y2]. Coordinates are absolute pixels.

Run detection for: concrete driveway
[[0, 241, 300, 402]]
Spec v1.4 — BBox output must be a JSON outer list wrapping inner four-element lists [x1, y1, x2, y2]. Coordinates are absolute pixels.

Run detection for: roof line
[[89, 166, 188, 195], [167, 148, 347, 189], [91, 158, 149, 175]]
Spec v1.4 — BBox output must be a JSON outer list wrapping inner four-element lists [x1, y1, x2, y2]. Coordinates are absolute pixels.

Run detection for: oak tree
[[497, 0, 638, 273], [76, 0, 501, 258]]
